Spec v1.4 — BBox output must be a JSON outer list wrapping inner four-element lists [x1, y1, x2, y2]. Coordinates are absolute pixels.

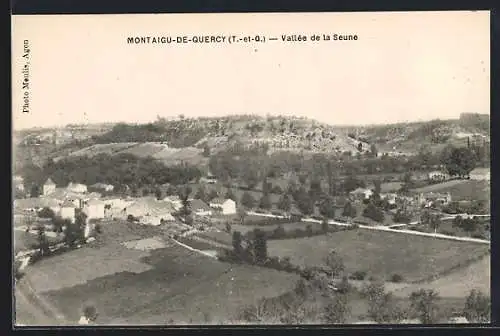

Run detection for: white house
[[59, 200, 77, 222], [469, 167, 490, 181], [67, 182, 88, 193], [83, 199, 105, 219], [42, 178, 56, 196], [209, 198, 236, 215]]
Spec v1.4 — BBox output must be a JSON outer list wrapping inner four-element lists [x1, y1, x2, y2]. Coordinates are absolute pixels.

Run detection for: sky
[[12, 11, 490, 130]]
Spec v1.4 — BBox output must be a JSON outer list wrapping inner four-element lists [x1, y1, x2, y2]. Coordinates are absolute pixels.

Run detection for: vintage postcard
[[12, 11, 490, 326]]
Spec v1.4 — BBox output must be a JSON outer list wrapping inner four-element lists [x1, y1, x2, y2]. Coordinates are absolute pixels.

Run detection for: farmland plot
[[267, 229, 489, 283], [38, 243, 299, 325]]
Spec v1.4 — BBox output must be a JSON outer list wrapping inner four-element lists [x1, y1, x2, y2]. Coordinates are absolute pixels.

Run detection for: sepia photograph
[[11, 11, 490, 326]]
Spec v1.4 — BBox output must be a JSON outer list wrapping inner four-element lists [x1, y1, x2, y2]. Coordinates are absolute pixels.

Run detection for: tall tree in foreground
[[463, 289, 491, 323], [325, 249, 345, 282], [409, 289, 441, 324], [253, 229, 268, 264], [232, 231, 243, 256]]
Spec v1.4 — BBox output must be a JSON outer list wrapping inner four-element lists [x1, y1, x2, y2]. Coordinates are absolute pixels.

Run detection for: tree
[[460, 217, 479, 236], [429, 214, 442, 233], [357, 142, 363, 152], [321, 218, 329, 233], [306, 224, 314, 237], [155, 188, 163, 200], [38, 207, 56, 219], [36, 226, 50, 256], [277, 194, 292, 213], [362, 281, 403, 323], [363, 202, 385, 223], [324, 293, 351, 324], [241, 192, 256, 209], [253, 229, 268, 264], [30, 184, 40, 198], [194, 185, 207, 202], [342, 202, 357, 220], [393, 208, 412, 224], [319, 196, 336, 219], [225, 222, 232, 233], [202, 144, 211, 157], [370, 144, 378, 158], [373, 179, 382, 196], [232, 231, 243, 255], [464, 289, 490, 323], [441, 146, 477, 178], [259, 193, 272, 210], [325, 249, 345, 281], [237, 207, 247, 225], [409, 289, 441, 324], [224, 188, 235, 200], [208, 189, 219, 201]]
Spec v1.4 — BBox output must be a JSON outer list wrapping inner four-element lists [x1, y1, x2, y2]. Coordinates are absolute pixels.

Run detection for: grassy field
[[267, 229, 489, 283], [412, 180, 490, 201], [25, 220, 299, 325], [393, 254, 490, 298]]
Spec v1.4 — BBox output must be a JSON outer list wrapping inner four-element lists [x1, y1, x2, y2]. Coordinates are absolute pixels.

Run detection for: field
[[67, 143, 138, 158], [393, 254, 490, 298], [23, 220, 299, 325], [412, 180, 490, 201], [117, 142, 168, 157], [267, 229, 490, 283]]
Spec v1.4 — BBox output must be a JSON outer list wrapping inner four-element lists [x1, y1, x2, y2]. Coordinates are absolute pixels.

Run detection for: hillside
[[14, 113, 490, 171], [336, 113, 490, 154]]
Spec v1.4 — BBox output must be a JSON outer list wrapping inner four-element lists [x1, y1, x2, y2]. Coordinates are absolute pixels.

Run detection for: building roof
[[210, 198, 234, 205], [61, 200, 77, 208], [190, 199, 211, 212], [14, 197, 60, 209], [86, 199, 104, 206], [127, 197, 176, 217], [44, 178, 56, 186], [90, 182, 113, 189], [44, 188, 85, 201]]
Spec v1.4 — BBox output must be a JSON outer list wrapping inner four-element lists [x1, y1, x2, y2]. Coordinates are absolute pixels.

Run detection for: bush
[[94, 223, 102, 234], [471, 233, 485, 239], [440, 230, 456, 236], [350, 270, 367, 281], [390, 273, 404, 283]]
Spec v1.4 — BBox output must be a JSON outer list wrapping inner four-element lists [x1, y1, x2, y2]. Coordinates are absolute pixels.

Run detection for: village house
[[349, 187, 373, 201], [42, 178, 57, 196], [67, 182, 88, 193], [190, 199, 212, 217], [83, 199, 105, 219], [126, 197, 176, 225], [380, 193, 398, 205], [60, 200, 77, 222], [210, 198, 237, 215], [469, 167, 490, 181], [428, 170, 449, 182], [416, 192, 452, 208]]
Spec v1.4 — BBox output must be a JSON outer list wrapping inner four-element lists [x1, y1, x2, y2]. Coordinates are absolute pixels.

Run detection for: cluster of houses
[[349, 186, 452, 210], [14, 178, 238, 228]]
